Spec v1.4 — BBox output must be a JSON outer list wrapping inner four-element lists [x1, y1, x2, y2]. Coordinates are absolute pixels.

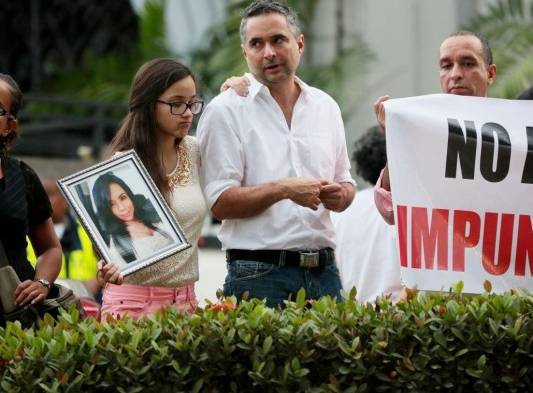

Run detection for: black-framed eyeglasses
[[156, 100, 204, 115]]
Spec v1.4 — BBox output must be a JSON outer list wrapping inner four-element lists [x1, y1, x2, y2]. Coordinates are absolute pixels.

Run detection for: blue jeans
[[223, 258, 342, 308]]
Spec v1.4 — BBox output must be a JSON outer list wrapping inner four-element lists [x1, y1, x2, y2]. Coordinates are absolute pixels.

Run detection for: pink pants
[[101, 282, 197, 320]]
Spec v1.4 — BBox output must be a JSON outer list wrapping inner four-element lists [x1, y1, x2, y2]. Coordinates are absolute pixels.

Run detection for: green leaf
[[348, 286, 357, 301], [466, 368, 483, 378], [291, 357, 301, 371], [513, 317, 523, 336], [192, 378, 204, 393], [262, 336, 273, 354], [296, 288, 306, 308], [130, 329, 142, 351], [488, 318, 500, 335], [477, 354, 487, 369], [433, 331, 447, 348], [453, 281, 464, 294]]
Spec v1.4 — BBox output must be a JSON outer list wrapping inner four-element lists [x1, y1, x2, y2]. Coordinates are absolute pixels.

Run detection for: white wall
[[165, 0, 228, 57], [310, 0, 481, 163], [130, 0, 228, 59]]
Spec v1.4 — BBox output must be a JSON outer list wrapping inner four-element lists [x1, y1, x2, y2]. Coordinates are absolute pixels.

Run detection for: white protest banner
[[384, 94, 533, 293]]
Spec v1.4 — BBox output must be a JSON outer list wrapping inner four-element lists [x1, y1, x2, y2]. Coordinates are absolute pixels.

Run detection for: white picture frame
[[58, 150, 191, 276]]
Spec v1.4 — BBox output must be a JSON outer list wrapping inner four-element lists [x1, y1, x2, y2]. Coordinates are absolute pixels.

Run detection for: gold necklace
[[167, 141, 191, 188]]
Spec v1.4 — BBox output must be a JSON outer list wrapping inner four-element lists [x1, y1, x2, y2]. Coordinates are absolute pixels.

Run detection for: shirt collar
[[245, 73, 310, 100]]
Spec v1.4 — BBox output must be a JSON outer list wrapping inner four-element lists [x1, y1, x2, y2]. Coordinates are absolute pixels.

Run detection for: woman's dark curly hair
[[352, 126, 387, 185], [0, 73, 22, 153]]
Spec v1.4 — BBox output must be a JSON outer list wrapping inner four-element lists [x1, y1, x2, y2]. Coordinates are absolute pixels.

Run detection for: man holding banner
[[373, 31, 497, 225], [372, 31, 533, 293]]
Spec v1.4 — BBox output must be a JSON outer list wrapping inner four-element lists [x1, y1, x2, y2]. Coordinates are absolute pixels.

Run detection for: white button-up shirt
[[197, 74, 355, 251]]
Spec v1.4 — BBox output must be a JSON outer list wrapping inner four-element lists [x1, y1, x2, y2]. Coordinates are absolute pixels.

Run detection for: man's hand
[[220, 75, 250, 96], [97, 260, 123, 287], [277, 178, 325, 210], [212, 177, 326, 219], [373, 95, 390, 132], [319, 181, 353, 212], [14, 280, 49, 306]]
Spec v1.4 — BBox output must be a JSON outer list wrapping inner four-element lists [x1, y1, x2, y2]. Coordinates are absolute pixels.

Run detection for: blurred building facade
[[130, 0, 229, 56], [14, 0, 489, 179], [312, 0, 480, 158]]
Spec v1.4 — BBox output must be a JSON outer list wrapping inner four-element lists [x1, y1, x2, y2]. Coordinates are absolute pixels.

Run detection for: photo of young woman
[[92, 171, 172, 265]]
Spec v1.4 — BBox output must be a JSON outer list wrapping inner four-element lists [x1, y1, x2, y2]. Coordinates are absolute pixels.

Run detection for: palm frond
[[466, 0, 533, 98], [139, 0, 169, 59], [43, 0, 170, 102]]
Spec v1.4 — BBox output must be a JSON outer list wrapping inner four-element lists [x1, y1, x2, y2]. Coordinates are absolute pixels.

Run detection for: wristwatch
[[36, 278, 51, 291]]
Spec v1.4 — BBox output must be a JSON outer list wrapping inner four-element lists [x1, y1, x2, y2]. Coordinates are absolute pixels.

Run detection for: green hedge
[[1, 288, 532, 392]]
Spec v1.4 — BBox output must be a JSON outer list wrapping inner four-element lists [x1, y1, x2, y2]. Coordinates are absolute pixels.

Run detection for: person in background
[[0, 73, 61, 320], [331, 127, 402, 302], [26, 177, 101, 301], [373, 31, 497, 224], [97, 58, 207, 319]]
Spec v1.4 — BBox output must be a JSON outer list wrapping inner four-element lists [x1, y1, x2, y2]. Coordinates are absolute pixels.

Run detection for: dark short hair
[[517, 86, 533, 100], [352, 126, 387, 185], [446, 31, 493, 67], [240, 0, 301, 43]]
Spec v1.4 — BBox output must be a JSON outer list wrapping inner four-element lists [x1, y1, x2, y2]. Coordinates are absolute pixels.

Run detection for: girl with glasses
[[97, 59, 207, 319]]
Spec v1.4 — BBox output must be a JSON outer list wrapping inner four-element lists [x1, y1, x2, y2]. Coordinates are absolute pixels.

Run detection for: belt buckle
[[299, 251, 319, 268]]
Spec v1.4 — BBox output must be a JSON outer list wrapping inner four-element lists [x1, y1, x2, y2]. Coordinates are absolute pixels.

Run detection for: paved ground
[[196, 248, 227, 306]]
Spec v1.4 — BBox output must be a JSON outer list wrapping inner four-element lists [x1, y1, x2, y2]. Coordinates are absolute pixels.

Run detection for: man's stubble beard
[[256, 66, 294, 88]]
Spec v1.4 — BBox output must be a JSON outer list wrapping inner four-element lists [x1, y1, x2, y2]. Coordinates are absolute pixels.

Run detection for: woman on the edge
[[97, 59, 207, 319], [0, 74, 61, 323], [92, 172, 172, 264]]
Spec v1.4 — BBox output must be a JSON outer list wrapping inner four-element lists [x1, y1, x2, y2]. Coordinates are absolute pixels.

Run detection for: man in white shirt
[[198, 0, 355, 307]]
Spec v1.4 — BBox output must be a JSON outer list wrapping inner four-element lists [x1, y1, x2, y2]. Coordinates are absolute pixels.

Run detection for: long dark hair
[[92, 172, 162, 262], [108, 58, 196, 201], [0, 73, 22, 154]]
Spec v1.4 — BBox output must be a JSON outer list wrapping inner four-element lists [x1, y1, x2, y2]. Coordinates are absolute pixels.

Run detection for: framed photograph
[[58, 150, 191, 276]]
